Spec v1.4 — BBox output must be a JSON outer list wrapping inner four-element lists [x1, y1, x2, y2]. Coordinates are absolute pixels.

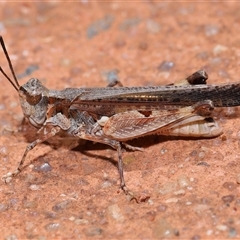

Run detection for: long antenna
[[0, 36, 20, 91]]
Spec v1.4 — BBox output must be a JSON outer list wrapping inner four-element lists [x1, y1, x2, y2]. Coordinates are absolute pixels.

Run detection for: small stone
[[146, 19, 161, 33], [198, 151, 205, 158], [107, 204, 124, 223], [206, 229, 213, 235], [61, 58, 70, 66], [52, 200, 71, 212], [178, 175, 190, 188], [4, 234, 18, 240], [153, 218, 176, 238], [102, 181, 112, 188], [87, 15, 114, 39], [222, 195, 235, 204], [157, 204, 167, 212], [25, 222, 34, 231], [101, 70, 119, 84], [157, 61, 175, 72], [222, 182, 237, 191], [83, 227, 103, 236], [194, 204, 209, 212], [29, 184, 41, 191], [191, 235, 201, 240], [23, 201, 38, 209], [174, 189, 186, 196], [144, 211, 156, 221], [228, 227, 237, 238], [197, 161, 210, 167], [160, 147, 168, 154], [218, 70, 229, 79], [69, 216, 75, 221], [44, 222, 61, 232], [213, 44, 228, 55], [216, 224, 227, 231], [34, 162, 52, 173], [204, 24, 219, 36], [75, 219, 89, 225], [159, 181, 178, 195], [148, 199, 154, 205], [165, 198, 178, 203], [0, 203, 8, 212]]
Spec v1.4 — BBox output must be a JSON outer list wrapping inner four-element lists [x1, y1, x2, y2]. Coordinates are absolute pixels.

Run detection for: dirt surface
[[1, 2, 240, 239]]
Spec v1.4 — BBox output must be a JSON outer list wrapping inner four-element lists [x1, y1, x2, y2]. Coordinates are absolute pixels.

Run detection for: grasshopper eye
[[26, 92, 42, 105]]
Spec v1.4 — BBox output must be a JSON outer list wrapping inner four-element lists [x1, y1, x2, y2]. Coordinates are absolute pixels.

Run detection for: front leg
[[2, 125, 61, 183]]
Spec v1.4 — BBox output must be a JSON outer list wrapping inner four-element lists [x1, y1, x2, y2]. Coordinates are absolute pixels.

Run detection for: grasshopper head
[[0, 36, 49, 128], [19, 78, 49, 128]]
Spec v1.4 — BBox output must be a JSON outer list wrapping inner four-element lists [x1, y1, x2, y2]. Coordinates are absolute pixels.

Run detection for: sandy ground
[[1, 2, 240, 239]]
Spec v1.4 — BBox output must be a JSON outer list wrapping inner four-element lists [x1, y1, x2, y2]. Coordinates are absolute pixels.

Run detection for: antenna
[[0, 36, 20, 91]]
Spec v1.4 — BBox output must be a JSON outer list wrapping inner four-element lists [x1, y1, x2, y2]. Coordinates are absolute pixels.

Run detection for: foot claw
[[122, 186, 150, 203], [2, 170, 20, 183]]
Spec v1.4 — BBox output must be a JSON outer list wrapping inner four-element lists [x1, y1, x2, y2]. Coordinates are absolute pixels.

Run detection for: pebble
[[148, 199, 154, 205], [157, 61, 175, 72], [144, 211, 156, 221], [52, 200, 71, 212], [191, 235, 201, 240], [17, 65, 39, 79], [165, 198, 178, 203], [221, 195, 235, 204], [198, 151, 205, 158], [107, 204, 124, 223], [0, 145, 8, 154], [83, 227, 103, 236], [23, 201, 38, 209], [69, 216, 75, 221], [146, 19, 161, 33], [218, 69, 230, 79], [102, 181, 112, 188], [228, 227, 237, 238], [213, 44, 228, 55], [119, 18, 141, 31], [25, 222, 34, 231], [44, 222, 61, 232], [178, 175, 190, 188], [216, 224, 227, 231], [193, 204, 209, 212], [34, 162, 52, 173], [222, 182, 237, 191], [0, 203, 8, 212], [204, 24, 219, 36], [206, 229, 213, 236], [158, 181, 178, 195], [29, 184, 41, 191], [153, 218, 176, 238], [4, 234, 18, 240], [160, 147, 168, 154], [74, 219, 89, 225], [174, 189, 186, 196], [157, 204, 167, 212], [87, 15, 114, 39], [101, 70, 119, 84]]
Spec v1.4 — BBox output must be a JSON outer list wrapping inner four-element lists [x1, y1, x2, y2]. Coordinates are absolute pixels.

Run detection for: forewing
[[102, 104, 222, 141]]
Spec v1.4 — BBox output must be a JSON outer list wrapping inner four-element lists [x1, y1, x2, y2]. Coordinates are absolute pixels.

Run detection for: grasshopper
[[1, 35, 240, 200]]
